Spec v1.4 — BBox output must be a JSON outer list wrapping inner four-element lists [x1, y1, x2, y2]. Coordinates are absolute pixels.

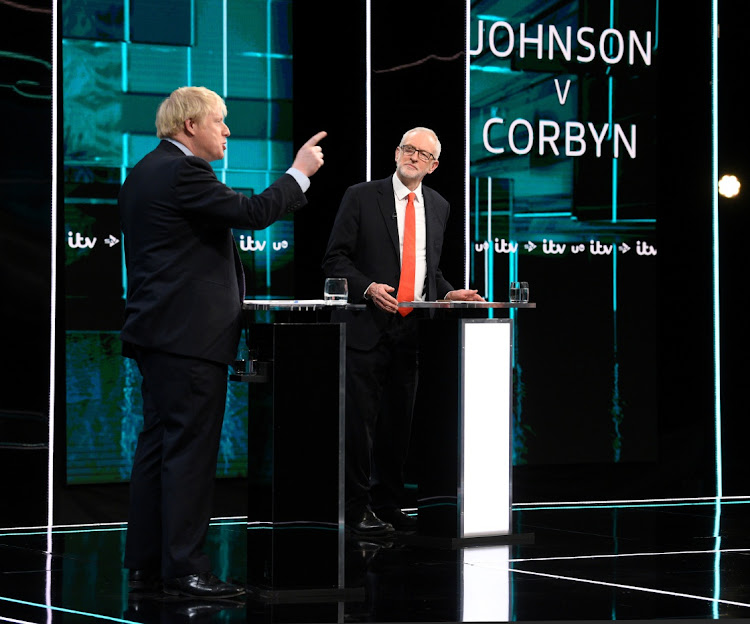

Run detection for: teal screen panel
[[63, 0, 293, 484]]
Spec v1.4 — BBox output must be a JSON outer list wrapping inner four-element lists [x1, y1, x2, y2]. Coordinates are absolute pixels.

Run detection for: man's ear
[[183, 118, 195, 136], [427, 160, 439, 175]]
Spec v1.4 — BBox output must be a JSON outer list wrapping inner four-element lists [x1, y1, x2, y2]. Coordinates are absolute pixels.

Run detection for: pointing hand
[[292, 131, 327, 177]]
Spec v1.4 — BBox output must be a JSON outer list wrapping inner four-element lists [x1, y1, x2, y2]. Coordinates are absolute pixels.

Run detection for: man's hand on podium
[[444, 289, 485, 302], [366, 282, 400, 314]]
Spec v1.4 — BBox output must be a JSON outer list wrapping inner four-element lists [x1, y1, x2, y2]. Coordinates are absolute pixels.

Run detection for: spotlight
[[718, 174, 741, 198]]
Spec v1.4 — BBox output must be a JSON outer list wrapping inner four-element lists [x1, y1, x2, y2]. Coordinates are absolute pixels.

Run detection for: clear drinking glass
[[509, 282, 521, 303], [324, 277, 348, 304], [520, 281, 529, 303]]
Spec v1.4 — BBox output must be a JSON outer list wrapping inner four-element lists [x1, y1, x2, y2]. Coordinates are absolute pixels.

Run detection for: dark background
[[293, 0, 748, 501], [1, 0, 748, 527]]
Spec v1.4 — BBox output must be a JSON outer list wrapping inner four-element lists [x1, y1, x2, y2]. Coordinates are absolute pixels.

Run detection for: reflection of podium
[[403, 301, 536, 547], [237, 300, 360, 602]]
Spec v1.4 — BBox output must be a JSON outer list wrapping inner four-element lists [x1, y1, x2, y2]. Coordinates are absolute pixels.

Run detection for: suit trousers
[[124, 347, 228, 579], [344, 313, 419, 517]]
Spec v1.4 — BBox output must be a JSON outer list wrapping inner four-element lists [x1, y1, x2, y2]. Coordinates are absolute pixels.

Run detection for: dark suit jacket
[[119, 140, 306, 364], [322, 176, 454, 350]]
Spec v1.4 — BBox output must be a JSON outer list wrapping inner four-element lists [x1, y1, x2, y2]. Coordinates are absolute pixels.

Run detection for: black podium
[[238, 300, 356, 602], [236, 299, 535, 600]]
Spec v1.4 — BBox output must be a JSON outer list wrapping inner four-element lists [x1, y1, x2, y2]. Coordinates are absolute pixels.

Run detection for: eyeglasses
[[400, 144, 435, 162]]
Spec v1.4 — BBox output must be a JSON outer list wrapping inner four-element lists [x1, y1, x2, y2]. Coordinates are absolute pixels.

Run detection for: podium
[[238, 300, 360, 602], [403, 301, 535, 547], [236, 299, 534, 600]]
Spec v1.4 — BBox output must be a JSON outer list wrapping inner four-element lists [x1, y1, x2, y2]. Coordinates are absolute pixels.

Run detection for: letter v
[[554, 79, 571, 105]]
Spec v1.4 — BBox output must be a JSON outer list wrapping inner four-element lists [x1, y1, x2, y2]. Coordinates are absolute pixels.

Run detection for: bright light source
[[718, 174, 741, 198]]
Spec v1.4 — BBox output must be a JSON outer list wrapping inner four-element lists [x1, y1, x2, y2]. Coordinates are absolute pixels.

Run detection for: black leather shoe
[[128, 569, 161, 593], [162, 572, 245, 598], [374, 507, 417, 531], [346, 508, 395, 536]]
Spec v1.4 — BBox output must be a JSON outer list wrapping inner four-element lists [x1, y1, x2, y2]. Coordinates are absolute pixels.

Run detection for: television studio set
[[1, 0, 749, 622]]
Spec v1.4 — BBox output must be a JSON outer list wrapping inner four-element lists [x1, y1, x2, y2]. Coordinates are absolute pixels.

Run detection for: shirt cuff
[[286, 167, 310, 193]]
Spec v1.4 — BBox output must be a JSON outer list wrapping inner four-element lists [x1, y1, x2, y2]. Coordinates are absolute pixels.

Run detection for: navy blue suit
[[322, 176, 454, 515], [120, 140, 305, 577]]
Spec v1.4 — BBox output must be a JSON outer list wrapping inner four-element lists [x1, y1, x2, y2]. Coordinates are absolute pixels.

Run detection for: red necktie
[[397, 192, 416, 316]]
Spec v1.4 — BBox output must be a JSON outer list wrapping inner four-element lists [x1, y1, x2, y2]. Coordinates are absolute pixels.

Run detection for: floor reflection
[[125, 593, 246, 623], [1, 500, 750, 622]]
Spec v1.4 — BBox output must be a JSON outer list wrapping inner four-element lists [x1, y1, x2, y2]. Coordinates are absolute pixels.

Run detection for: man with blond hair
[[120, 86, 326, 597]]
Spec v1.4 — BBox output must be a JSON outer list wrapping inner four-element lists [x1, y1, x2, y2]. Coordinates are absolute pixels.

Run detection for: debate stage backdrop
[[2, 0, 747, 526]]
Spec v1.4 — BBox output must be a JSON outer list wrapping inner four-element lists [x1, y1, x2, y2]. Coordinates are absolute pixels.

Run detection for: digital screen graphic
[[64, 0, 662, 483], [469, 0, 659, 465], [63, 0, 294, 483]]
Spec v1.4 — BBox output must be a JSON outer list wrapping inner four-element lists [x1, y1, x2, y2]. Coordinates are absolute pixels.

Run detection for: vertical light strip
[[49, 1, 59, 621], [267, 0, 274, 287], [187, 46, 192, 86], [120, 0, 129, 302], [710, 0, 722, 610], [609, 0, 617, 313], [365, 0, 372, 181], [121, 0, 128, 91], [222, 0, 228, 98], [509, 182, 516, 323], [710, 0, 722, 498], [123, 0, 129, 39], [486, 177, 493, 303], [187, 0, 194, 85], [121, 134, 128, 298], [50, 0, 59, 535], [464, 0, 471, 288], [713, 498, 722, 618], [612, 156, 618, 313], [219, 0, 227, 184], [120, 43, 128, 93], [472, 176, 479, 286], [266, 0, 272, 154], [191, 0, 195, 44]]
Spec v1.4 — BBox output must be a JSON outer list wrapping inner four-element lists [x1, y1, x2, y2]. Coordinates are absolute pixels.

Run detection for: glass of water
[[509, 281, 521, 303], [324, 278, 348, 304], [520, 281, 529, 303]]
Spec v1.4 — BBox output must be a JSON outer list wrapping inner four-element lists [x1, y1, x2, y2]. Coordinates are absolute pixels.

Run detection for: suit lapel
[[376, 178, 400, 259], [423, 188, 439, 284]]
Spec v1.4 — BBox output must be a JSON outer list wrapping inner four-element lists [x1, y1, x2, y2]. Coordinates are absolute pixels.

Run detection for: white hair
[[399, 127, 441, 159]]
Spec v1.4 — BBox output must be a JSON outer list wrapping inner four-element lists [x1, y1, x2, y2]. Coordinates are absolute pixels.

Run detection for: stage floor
[[1, 498, 750, 623]]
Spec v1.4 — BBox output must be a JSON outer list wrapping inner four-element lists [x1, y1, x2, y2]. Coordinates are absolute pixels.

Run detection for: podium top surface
[[243, 299, 535, 311], [401, 301, 536, 309], [243, 299, 365, 311]]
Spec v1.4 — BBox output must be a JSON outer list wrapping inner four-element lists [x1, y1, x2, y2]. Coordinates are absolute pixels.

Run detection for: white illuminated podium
[[401, 300, 535, 548]]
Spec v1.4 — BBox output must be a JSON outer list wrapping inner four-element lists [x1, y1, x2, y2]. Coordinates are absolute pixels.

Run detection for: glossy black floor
[[2, 487, 750, 624]]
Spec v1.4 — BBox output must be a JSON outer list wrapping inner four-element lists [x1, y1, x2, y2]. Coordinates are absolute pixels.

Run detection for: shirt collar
[[165, 137, 194, 156], [392, 172, 423, 204]]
